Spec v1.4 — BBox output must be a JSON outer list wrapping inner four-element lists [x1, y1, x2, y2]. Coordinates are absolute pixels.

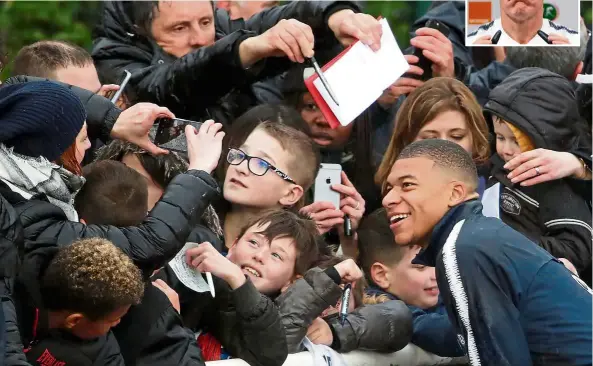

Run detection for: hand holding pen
[[331, 171, 365, 237], [333, 259, 363, 325]]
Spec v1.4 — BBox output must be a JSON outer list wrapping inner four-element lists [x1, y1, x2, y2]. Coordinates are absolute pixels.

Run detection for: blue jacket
[[365, 287, 464, 358], [415, 200, 593, 366]]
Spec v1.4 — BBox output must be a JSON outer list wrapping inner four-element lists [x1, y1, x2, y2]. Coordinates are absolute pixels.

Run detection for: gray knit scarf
[[0, 145, 84, 221]]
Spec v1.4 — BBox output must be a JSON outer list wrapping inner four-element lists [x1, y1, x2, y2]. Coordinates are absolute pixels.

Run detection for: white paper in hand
[[169, 242, 210, 293], [313, 18, 409, 126]]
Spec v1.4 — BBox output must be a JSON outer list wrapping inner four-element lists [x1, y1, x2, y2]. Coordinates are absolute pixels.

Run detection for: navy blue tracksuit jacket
[[415, 200, 592, 366]]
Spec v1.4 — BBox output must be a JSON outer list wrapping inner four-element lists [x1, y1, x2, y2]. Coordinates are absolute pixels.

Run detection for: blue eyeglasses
[[226, 148, 296, 184]]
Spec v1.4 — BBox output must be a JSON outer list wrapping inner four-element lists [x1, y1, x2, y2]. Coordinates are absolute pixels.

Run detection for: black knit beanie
[[0, 81, 86, 161]]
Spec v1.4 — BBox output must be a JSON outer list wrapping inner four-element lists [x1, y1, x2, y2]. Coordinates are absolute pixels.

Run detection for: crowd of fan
[[0, 1, 591, 366]]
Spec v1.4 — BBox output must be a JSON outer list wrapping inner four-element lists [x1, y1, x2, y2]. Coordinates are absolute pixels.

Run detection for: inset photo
[[466, 0, 580, 46]]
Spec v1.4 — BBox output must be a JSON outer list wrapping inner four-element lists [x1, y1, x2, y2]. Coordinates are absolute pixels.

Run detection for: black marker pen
[[537, 30, 553, 44], [344, 215, 352, 237], [491, 30, 502, 44]]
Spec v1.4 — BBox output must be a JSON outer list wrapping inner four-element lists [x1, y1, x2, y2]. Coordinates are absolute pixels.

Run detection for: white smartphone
[[314, 163, 342, 209]]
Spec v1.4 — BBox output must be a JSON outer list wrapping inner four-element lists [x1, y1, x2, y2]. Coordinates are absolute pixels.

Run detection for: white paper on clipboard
[[312, 18, 409, 126], [169, 242, 210, 293]]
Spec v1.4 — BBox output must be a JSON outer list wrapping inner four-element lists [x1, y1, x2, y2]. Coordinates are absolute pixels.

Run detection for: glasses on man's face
[[226, 148, 296, 184]]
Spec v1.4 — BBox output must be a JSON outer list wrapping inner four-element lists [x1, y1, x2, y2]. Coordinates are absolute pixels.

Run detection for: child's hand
[[186, 242, 246, 289], [334, 258, 362, 284], [152, 279, 180, 313], [186, 120, 225, 174], [307, 317, 333, 346]]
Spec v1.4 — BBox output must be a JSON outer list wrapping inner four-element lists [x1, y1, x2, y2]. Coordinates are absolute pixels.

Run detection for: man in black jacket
[[91, 1, 382, 124]]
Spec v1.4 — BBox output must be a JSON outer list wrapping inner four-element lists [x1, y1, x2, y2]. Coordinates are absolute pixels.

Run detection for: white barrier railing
[[206, 344, 468, 366]]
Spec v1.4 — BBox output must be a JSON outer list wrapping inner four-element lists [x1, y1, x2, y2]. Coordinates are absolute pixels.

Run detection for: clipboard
[[304, 17, 384, 130]]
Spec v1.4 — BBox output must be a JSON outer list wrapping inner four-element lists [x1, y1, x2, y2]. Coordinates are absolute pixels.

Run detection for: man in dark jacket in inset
[[91, 1, 382, 124], [382, 139, 593, 366]]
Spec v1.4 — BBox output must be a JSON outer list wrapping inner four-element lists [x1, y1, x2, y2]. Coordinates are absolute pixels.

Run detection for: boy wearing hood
[[482, 68, 592, 282]]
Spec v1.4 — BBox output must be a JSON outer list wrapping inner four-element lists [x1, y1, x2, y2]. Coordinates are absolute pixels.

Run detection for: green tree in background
[[0, 1, 101, 79], [1, 1, 591, 80]]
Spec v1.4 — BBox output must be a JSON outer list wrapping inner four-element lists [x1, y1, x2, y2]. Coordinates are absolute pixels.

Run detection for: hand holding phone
[[404, 19, 451, 81], [300, 164, 345, 235], [154, 118, 204, 145], [314, 164, 342, 209], [186, 120, 225, 174]]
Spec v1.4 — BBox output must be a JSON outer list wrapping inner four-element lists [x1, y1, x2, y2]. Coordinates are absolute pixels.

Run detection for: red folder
[[304, 44, 353, 129]]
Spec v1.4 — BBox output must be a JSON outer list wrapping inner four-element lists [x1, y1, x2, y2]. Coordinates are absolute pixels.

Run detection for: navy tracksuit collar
[[414, 200, 484, 267]]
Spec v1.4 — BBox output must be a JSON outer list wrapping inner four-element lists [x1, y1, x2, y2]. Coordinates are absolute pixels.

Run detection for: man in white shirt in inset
[[467, 0, 579, 46]]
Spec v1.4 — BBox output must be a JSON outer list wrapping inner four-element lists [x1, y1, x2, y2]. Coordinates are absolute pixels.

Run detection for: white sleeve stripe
[[545, 219, 593, 233], [442, 220, 482, 366]]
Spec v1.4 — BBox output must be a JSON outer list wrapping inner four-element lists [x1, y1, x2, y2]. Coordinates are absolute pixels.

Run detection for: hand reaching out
[[334, 258, 363, 284], [505, 149, 588, 186], [110, 102, 175, 155], [185, 242, 245, 289], [410, 27, 455, 78], [186, 120, 225, 174], [307, 317, 333, 346], [328, 10, 382, 50], [152, 279, 180, 313]]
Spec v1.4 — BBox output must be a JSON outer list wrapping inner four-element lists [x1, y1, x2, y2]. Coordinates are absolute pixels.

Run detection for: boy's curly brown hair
[[41, 238, 144, 321]]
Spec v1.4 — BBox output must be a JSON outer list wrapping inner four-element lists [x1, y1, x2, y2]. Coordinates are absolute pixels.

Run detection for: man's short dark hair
[[237, 209, 320, 276], [398, 139, 479, 190], [74, 160, 148, 226], [41, 238, 144, 321], [358, 208, 406, 283], [11, 40, 93, 78]]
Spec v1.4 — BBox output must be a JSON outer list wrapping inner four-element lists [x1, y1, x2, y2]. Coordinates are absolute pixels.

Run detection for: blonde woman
[[376, 77, 490, 195]]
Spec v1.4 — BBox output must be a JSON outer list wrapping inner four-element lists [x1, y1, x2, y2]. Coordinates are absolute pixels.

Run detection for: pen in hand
[[344, 215, 353, 237], [309, 56, 340, 106], [205, 272, 215, 298], [339, 283, 352, 326]]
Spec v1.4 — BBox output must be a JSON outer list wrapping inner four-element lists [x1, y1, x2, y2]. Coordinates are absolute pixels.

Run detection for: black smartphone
[[105, 70, 132, 103], [154, 118, 203, 145], [404, 19, 451, 81]]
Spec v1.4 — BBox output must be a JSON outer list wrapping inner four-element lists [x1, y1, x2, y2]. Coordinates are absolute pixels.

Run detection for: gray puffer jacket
[[276, 268, 413, 354]]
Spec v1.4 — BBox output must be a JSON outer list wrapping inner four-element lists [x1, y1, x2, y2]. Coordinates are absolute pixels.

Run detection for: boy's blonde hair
[[363, 293, 393, 305]]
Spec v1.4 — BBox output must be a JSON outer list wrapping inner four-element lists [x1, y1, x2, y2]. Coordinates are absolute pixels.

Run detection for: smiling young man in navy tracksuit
[[381, 139, 592, 366]]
